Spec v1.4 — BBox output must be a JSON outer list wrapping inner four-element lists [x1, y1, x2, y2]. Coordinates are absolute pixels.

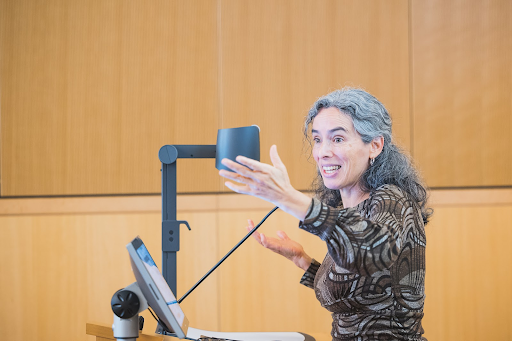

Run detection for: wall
[[1, 0, 511, 340], [1, 190, 512, 340], [1, 0, 412, 196], [2, 1, 510, 196]]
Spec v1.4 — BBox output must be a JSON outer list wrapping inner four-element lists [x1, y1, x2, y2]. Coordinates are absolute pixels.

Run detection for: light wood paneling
[[0, 0, 219, 196], [220, 0, 411, 192], [3, 188, 512, 216], [0, 193, 218, 216], [411, 0, 512, 187], [422, 205, 512, 340], [429, 187, 512, 206], [3, 0, 511, 196], [0, 211, 218, 341], [175, 211, 220, 332], [1, 0, 411, 197], [0, 215, 37, 339], [1, 189, 512, 340]]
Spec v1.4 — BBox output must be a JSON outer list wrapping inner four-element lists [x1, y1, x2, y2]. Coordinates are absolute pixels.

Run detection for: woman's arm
[[300, 185, 422, 276]]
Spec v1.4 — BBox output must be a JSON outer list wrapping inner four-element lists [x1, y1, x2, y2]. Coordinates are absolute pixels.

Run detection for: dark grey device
[[215, 125, 260, 171]]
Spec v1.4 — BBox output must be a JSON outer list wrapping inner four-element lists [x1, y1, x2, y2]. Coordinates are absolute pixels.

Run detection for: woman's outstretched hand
[[246, 219, 312, 271], [219, 145, 311, 221]]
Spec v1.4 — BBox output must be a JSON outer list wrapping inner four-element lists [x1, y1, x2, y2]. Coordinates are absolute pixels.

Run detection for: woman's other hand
[[219, 145, 311, 221], [246, 219, 312, 271]]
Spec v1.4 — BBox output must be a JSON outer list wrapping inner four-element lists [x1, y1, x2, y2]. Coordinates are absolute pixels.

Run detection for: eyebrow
[[311, 127, 348, 134]]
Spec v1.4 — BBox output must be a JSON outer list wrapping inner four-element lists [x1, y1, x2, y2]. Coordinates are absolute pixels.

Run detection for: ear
[[369, 136, 384, 159]]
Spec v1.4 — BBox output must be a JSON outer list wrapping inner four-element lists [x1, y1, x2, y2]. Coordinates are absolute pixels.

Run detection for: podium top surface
[[86, 323, 329, 341]]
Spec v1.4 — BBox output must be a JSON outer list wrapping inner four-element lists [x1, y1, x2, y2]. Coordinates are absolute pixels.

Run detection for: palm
[[261, 233, 304, 260], [246, 220, 308, 268]]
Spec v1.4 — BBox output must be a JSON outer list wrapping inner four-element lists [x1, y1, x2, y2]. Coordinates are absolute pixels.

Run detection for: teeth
[[323, 166, 341, 173]]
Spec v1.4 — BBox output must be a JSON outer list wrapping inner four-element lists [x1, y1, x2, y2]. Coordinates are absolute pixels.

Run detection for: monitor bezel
[[126, 236, 189, 339]]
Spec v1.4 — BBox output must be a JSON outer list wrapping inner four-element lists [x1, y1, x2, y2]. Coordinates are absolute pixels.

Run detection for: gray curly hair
[[304, 88, 432, 224]]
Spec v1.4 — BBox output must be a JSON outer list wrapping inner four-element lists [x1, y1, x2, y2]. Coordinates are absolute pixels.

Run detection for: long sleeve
[[299, 258, 321, 289], [299, 185, 418, 277]]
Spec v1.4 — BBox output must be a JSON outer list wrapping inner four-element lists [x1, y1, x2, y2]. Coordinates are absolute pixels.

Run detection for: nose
[[317, 140, 333, 159]]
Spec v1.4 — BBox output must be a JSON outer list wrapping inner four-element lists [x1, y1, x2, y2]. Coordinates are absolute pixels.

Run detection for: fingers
[[276, 230, 290, 241], [219, 145, 287, 180], [219, 166, 254, 185], [219, 145, 292, 205], [260, 233, 278, 248], [219, 166, 256, 194], [259, 233, 264, 244], [220, 163, 268, 197], [252, 230, 263, 245], [246, 219, 263, 245], [269, 145, 287, 172], [245, 221, 256, 234], [233, 156, 270, 173], [235, 145, 286, 173], [221, 157, 264, 177], [220, 159, 269, 189], [244, 219, 278, 251], [244, 220, 294, 258], [258, 233, 274, 250], [259, 233, 282, 253], [223, 180, 252, 195], [220, 158, 252, 174]]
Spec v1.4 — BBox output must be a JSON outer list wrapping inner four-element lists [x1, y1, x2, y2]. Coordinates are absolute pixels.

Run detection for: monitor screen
[[127, 237, 189, 338]]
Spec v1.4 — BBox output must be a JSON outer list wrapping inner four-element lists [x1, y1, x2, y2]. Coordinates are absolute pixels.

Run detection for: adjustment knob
[[111, 289, 140, 319]]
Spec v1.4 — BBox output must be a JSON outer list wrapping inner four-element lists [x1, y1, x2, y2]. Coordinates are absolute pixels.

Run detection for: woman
[[219, 88, 430, 341]]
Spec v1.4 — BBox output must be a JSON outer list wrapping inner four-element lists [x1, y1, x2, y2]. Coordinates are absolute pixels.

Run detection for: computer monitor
[[126, 236, 189, 338]]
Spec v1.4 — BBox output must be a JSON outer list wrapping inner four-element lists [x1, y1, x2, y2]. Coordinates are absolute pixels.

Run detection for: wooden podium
[[86, 323, 176, 341], [87, 322, 330, 341]]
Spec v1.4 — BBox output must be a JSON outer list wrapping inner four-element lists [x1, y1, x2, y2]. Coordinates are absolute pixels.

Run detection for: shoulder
[[369, 184, 425, 227], [370, 184, 408, 201], [368, 184, 415, 214]]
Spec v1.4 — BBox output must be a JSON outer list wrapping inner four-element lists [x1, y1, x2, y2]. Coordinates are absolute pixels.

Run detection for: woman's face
[[312, 107, 372, 192]]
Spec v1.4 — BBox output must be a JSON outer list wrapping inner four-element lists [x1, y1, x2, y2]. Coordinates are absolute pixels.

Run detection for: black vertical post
[[160, 145, 179, 296], [159, 145, 216, 297], [161, 162, 178, 295]]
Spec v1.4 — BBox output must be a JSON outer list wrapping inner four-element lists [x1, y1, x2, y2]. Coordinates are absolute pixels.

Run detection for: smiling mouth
[[322, 165, 341, 174]]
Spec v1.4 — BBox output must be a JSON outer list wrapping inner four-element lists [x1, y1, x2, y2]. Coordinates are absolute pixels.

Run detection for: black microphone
[[177, 206, 279, 304]]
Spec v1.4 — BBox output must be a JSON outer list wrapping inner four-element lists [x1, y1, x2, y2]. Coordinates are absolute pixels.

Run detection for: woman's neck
[[339, 186, 370, 208]]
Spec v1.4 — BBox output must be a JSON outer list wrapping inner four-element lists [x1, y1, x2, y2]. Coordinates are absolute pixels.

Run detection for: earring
[[370, 158, 375, 166]]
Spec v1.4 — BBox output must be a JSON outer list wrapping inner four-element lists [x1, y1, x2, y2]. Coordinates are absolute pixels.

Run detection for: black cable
[[178, 206, 279, 304], [148, 307, 159, 323], [148, 306, 177, 337]]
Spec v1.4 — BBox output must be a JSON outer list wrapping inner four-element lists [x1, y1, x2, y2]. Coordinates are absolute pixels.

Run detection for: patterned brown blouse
[[299, 184, 427, 341]]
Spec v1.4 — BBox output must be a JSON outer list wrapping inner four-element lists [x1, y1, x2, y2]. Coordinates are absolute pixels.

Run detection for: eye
[[313, 137, 321, 144], [334, 137, 343, 143]]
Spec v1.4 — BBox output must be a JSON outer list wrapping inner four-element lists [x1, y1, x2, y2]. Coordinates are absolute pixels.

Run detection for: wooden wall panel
[[175, 211, 220, 332], [411, 0, 512, 187], [0, 211, 219, 341], [219, 0, 411, 192], [3, 0, 511, 196], [0, 216, 37, 339], [1, 189, 512, 341], [1, 0, 411, 197], [422, 205, 512, 340], [0, 0, 219, 196]]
